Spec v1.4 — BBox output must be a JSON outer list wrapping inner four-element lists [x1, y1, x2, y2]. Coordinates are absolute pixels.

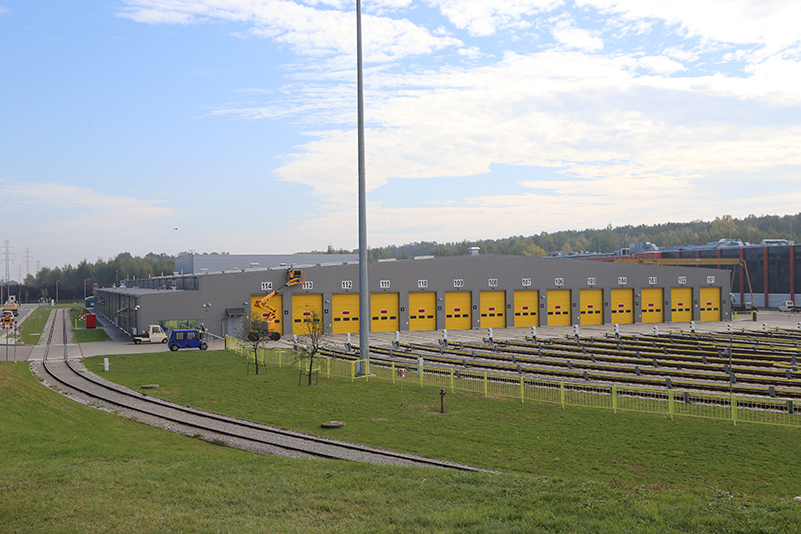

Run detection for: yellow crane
[[614, 257, 757, 310], [252, 269, 305, 340]]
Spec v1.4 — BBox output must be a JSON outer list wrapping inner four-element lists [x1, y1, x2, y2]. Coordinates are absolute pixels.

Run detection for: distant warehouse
[[94, 254, 730, 339]]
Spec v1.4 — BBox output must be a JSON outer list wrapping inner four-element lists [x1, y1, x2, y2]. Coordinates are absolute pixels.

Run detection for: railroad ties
[[339, 327, 801, 401]]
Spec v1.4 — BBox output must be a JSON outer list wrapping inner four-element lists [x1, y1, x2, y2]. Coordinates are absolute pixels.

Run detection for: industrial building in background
[[94, 252, 730, 341], [553, 238, 797, 309]]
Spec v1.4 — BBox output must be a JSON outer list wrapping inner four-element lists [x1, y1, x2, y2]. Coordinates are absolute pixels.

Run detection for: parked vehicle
[[779, 301, 800, 312], [132, 325, 168, 344], [168, 329, 207, 351]]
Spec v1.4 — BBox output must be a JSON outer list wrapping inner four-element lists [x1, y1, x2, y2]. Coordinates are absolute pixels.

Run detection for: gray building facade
[[94, 255, 730, 339]]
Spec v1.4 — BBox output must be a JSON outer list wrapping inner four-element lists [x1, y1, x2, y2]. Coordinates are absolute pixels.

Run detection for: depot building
[[92, 254, 731, 339]]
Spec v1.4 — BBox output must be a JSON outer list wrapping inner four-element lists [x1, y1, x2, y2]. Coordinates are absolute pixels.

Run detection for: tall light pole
[[84, 278, 92, 307], [55, 280, 60, 305], [356, 0, 369, 370]]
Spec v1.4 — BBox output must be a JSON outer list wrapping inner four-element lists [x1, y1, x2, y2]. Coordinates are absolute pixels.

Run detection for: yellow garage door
[[547, 290, 571, 326], [480, 291, 506, 328], [671, 288, 693, 322], [332, 293, 359, 334], [514, 290, 539, 327], [610, 289, 633, 324], [371, 292, 399, 332], [445, 291, 471, 330], [641, 288, 664, 323], [292, 294, 323, 335], [250, 294, 283, 336], [409, 292, 437, 331], [579, 289, 603, 325], [700, 287, 721, 321]]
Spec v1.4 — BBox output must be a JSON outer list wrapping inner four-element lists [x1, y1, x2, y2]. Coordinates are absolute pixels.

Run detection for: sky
[[2, 1, 801, 277]]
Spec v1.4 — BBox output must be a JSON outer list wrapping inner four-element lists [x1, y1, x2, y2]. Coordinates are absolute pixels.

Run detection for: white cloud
[[551, 18, 603, 51], [270, 45, 801, 219], [426, 0, 563, 36], [115, 0, 801, 251], [119, 1, 461, 64], [0, 6, 10, 16], [0, 180, 178, 263], [579, 0, 801, 52]]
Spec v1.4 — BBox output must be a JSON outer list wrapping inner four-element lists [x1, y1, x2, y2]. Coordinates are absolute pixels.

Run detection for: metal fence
[[226, 337, 801, 428]]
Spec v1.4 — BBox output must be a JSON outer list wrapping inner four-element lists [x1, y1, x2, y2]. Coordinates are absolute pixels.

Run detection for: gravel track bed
[[33, 333, 489, 471]]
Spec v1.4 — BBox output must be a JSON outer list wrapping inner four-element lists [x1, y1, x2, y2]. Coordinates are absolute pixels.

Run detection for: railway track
[[38, 309, 486, 472], [321, 328, 801, 400]]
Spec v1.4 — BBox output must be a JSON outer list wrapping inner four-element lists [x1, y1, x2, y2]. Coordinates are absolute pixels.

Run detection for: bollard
[[103, 357, 109, 372], [440, 388, 446, 413]]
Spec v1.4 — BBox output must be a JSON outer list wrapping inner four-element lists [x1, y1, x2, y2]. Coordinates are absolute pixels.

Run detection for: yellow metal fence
[[226, 337, 801, 428]]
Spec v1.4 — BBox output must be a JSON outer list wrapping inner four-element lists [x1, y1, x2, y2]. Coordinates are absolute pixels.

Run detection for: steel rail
[[40, 309, 486, 471]]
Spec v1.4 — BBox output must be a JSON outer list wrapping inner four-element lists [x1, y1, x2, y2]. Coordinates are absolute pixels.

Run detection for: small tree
[[295, 307, 331, 386], [237, 312, 274, 375]]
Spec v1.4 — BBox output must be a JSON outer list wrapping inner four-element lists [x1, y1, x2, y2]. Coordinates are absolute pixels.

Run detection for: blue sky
[[2, 1, 801, 276]]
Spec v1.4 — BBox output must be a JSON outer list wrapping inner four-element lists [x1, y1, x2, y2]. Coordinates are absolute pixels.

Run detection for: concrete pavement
[[9, 305, 801, 364]]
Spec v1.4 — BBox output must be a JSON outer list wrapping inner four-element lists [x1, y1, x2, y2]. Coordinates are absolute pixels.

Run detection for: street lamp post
[[55, 280, 60, 305], [83, 278, 92, 304]]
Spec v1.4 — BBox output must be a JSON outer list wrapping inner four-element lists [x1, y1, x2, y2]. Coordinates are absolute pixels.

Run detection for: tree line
[[360, 213, 801, 260], [7, 213, 799, 303]]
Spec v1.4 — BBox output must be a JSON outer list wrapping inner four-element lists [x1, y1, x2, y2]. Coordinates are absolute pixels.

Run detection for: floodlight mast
[[357, 0, 369, 369]]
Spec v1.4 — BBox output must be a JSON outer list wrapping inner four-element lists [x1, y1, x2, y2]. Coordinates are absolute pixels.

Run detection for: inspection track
[[38, 309, 486, 471], [321, 328, 801, 400]]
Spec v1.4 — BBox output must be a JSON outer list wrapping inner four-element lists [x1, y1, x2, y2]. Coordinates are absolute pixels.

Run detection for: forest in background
[[9, 213, 800, 302]]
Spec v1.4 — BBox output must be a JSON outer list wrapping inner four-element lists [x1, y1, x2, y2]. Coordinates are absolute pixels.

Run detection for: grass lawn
[[88, 350, 801, 497], [3, 352, 801, 533], [69, 307, 111, 342], [18, 306, 50, 345]]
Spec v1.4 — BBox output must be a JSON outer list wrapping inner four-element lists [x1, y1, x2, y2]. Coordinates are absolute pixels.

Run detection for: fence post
[[484, 372, 488, 398], [560, 382, 565, 409], [612, 385, 617, 414], [668, 390, 674, 420], [450, 369, 454, 393], [520, 377, 524, 404], [731, 395, 737, 426]]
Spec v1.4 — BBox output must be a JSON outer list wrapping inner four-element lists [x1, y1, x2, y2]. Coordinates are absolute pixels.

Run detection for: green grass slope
[[1, 359, 800, 533]]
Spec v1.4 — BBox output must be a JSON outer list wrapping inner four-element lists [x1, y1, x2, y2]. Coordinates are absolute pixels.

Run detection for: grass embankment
[[90, 350, 801, 496], [3, 354, 800, 532], [18, 306, 50, 345]]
